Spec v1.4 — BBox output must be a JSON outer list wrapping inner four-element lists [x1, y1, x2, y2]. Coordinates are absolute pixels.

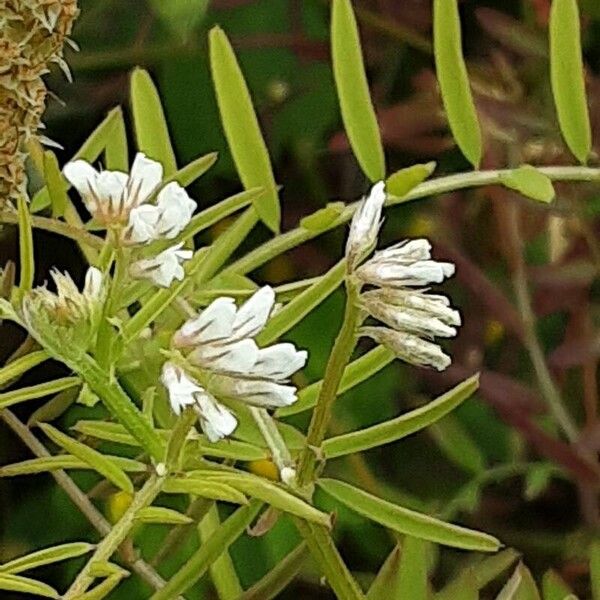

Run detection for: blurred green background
[[2, 0, 600, 597]]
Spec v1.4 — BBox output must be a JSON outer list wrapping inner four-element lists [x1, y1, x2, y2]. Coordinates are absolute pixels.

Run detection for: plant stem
[[249, 406, 293, 475], [64, 473, 165, 598], [504, 204, 579, 442], [0, 409, 170, 592], [297, 281, 361, 488], [224, 166, 600, 276]]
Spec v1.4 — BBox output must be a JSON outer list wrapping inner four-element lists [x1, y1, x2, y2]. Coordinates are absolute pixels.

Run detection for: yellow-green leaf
[[162, 152, 218, 189], [104, 109, 129, 171], [386, 162, 436, 198], [550, 0, 591, 164], [77, 574, 126, 600], [43, 151, 69, 218], [17, 196, 34, 295], [0, 350, 49, 389], [331, 0, 385, 181], [0, 573, 58, 598], [209, 26, 280, 232], [542, 569, 573, 600], [163, 477, 248, 504], [136, 507, 193, 525], [433, 0, 482, 167], [500, 165, 555, 203], [591, 540, 600, 600], [39, 423, 133, 494], [318, 478, 501, 552], [130, 68, 177, 175], [0, 543, 94, 574], [497, 563, 540, 600], [397, 537, 428, 600], [300, 202, 345, 231], [366, 545, 402, 600], [323, 375, 479, 458], [0, 377, 80, 410]]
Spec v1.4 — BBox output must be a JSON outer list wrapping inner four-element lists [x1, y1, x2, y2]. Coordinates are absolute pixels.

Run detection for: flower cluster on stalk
[[64, 152, 196, 287], [346, 182, 461, 370], [161, 286, 308, 442]]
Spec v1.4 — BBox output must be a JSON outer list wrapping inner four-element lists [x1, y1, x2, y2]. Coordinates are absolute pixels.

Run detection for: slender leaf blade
[[0, 350, 49, 388], [209, 26, 280, 232], [397, 536, 429, 600], [162, 477, 248, 504], [130, 68, 177, 174], [43, 151, 69, 218], [500, 165, 555, 203], [386, 162, 436, 198], [136, 507, 193, 525], [318, 478, 501, 551], [0, 377, 80, 410], [17, 196, 34, 295], [0, 573, 59, 598], [39, 423, 133, 494], [323, 375, 479, 458], [550, 0, 591, 163], [331, 0, 386, 181], [366, 545, 402, 600], [542, 569, 573, 600], [591, 540, 600, 600], [433, 0, 482, 167], [0, 543, 94, 574]]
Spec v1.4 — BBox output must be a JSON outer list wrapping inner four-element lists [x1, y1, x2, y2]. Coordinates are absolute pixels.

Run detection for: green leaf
[[433, 0, 482, 167], [209, 26, 280, 233], [162, 152, 218, 189], [591, 540, 600, 600], [149, 501, 263, 600], [524, 464, 555, 501], [386, 162, 437, 198], [17, 196, 34, 295], [0, 542, 94, 574], [437, 572, 478, 600], [136, 506, 193, 525], [104, 109, 129, 171], [257, 259, 345, 346], [550, 0, 591, 163], [0, 377, 80, 410], [0, 573, 59, 598], [27, 386, 79, 426], [500, 165, 555, 203], [497, 563, 541, 600], [163, 477, 248, 504], [0, 454, 146, 477], [318, 479, 500, 552], [238, 543, 309, 600], [198, 471, 331, 527], [300, 202, 345, 231], [278, 345, 395, 417], [366, 545, 402, 600], [323, 375, 479, 458], [0, 350, 49, 388], [428, 413, 486, 475], [436, 549, 520, 600], [331, 0, 385, 181], [39, 423, 133, 494], [542, 570, 573, 600], [397, 537, 429, 600], [43, 151, 69, 218], [77, 574, 126, 600], [130, 68, 177, 175]]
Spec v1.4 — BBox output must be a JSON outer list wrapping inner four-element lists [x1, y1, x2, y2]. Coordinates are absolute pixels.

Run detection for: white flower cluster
[[346, 182, 461, 371], [162, 287, 307, 441], [64, 152, 196, 288]]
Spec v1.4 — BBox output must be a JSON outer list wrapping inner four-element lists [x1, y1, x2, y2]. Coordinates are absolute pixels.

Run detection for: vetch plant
[[1, 0, 600, 598]]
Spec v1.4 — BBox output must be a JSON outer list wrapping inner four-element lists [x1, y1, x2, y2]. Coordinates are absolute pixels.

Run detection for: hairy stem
[[64, 473, 165, 598]]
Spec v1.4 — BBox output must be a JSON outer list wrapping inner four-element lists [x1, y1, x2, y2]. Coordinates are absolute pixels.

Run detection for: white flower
[[357, 239, 455, 288], [163, 287, 308, 439], [161, 362, 237, 442], [346, 181, 386, 268], [355, 238, 460, 371], [130, 243, 192, 288], [63, 153, 197, 244], [361, 326, 451, 371]]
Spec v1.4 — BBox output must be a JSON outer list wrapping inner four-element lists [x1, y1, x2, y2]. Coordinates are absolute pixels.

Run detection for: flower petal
[[250, 343, 308, 380], [155, 182, 197, 238], [212, 376, 298, 408], [195, 392, 237, 442], [161, 362, 203, 415], [232, 286, 275, 339], [174, 297, 237, 347], [127, 204, 161, 244], [63, 160, 100, 199], [189, 339, 259, 374], [128, 153, 163, 206]]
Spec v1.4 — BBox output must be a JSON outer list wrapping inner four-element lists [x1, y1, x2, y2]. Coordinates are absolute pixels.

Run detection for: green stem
[[297, 281, 361, 488], [224, 166, 600, 276], [294, 519, 365, 600], [64, 474, 165, 598]]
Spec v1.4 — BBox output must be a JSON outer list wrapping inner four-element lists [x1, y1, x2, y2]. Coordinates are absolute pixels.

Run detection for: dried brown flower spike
[[0, 0, 78, 204]]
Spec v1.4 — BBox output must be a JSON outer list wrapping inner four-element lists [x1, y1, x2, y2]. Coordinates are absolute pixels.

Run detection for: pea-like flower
[[345, 181, 386, 269], [162, 286, 308, 441], [357, 239, 460, 371], [130, 243, 192, 288], [63, 152, 196, 244]]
